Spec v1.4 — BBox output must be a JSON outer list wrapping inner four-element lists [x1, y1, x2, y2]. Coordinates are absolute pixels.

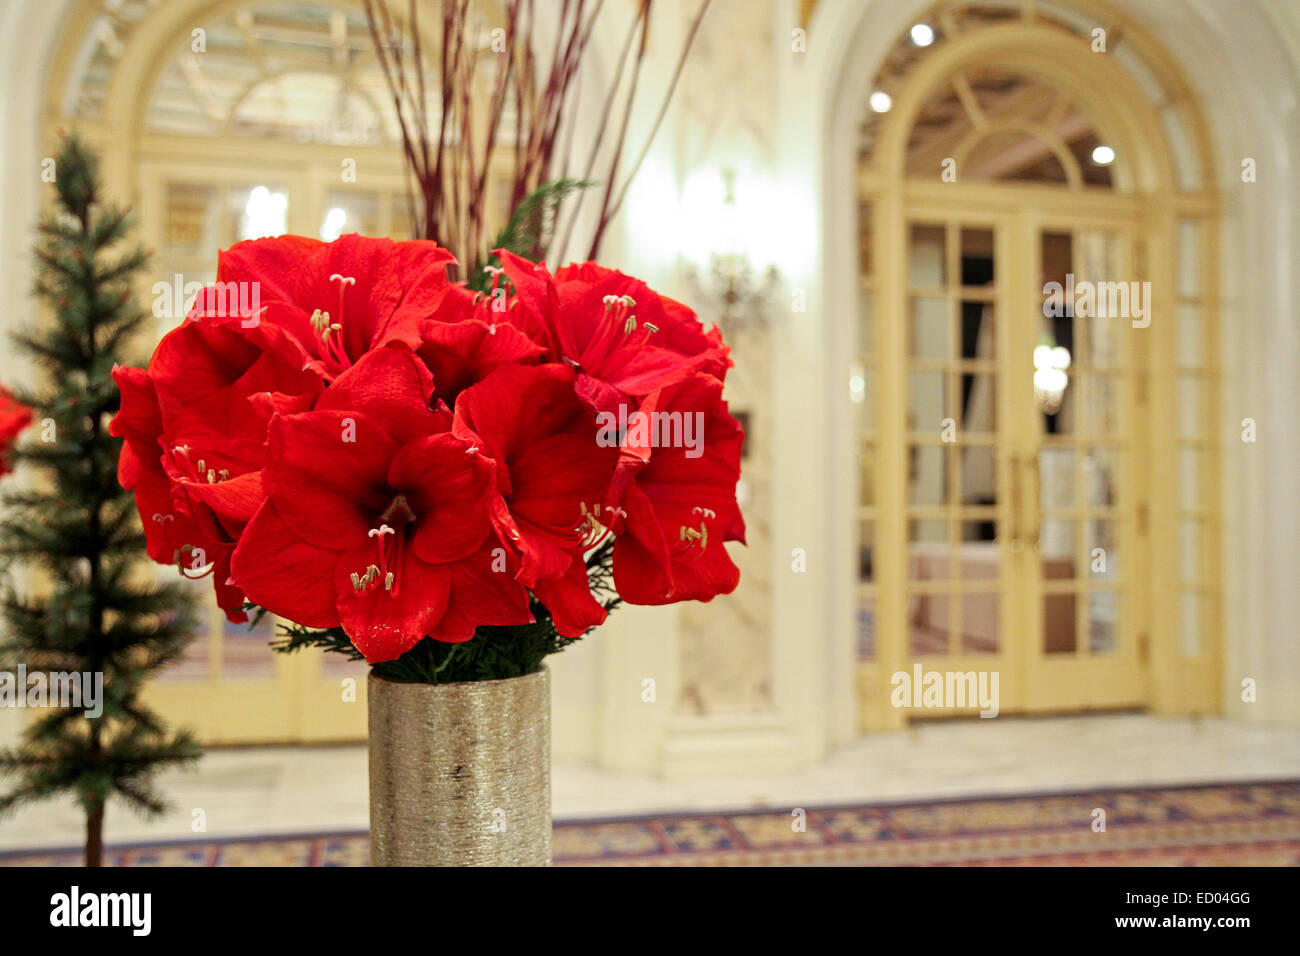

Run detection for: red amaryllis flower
[[110, 311, 322, 621], [608, 373, 745, 605], [116, 235, 746, 670], [0, 386, 33, 477], [452, 363, 619, 636], [497, 251, 731, 419], [148, 291, 324, 432], [230, 346, 532, 662], [416, 283, 545, 405], [111, 366, 205, 565], [210, 234, 458, 382]]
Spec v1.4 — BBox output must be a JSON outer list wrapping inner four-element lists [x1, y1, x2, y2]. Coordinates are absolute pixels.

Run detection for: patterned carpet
[[3, 780, 1298, 866]]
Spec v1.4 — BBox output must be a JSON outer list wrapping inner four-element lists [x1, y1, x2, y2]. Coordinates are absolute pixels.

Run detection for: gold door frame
[[855, 10, 1222, 731]]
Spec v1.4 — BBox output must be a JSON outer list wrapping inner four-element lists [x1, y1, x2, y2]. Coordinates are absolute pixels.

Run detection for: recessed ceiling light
[[910, 23, 935, 46], [1091, 144, 1115, 165], [869, 90, 893, 113]]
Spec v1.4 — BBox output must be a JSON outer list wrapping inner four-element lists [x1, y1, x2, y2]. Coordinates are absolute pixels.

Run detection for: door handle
[[1008, 451, 1022, 551], [1026, 452, 1041, 551]]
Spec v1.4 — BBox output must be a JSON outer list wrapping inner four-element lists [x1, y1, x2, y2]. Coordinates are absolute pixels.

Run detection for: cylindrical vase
[[368, 667, 551, 866]]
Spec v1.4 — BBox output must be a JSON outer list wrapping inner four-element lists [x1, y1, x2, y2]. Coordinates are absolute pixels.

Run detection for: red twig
[[362, 0, 703, 269]]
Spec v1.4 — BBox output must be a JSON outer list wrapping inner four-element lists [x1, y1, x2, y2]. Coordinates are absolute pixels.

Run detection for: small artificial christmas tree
[[0, 133, 199, 866]]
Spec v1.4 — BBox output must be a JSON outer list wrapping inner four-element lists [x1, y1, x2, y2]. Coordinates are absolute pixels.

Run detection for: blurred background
[[0, 0, 1298, 865]]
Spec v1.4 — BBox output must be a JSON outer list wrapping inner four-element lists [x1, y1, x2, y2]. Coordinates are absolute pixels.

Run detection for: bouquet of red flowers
[[111, 235, 744, 667]]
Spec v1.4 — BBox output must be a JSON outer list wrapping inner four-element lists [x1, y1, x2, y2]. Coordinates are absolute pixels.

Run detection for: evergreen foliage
[[467, 178, 596, 293], [0, 134, 200, 866]]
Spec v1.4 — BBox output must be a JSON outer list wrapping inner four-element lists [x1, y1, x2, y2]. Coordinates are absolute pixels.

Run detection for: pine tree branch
[[0, 133, 200, 839]]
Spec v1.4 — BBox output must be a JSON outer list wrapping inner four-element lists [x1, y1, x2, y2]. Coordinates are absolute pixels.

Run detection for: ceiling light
[[1091, 145, 1115, 166], [910, 23, 935, 47], [869, 90, 892, 113]]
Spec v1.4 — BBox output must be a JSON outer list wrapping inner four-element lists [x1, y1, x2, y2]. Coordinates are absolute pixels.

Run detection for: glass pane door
[[903, 219, 1009, 713], [1023, 224, 1146, 710]]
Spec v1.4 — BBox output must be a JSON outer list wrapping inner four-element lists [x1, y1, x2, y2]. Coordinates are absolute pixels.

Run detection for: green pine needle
[[467, 178, 596, 292]]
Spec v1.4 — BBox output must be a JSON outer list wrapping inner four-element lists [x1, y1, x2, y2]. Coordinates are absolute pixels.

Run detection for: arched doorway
[[850, 2, 1221, 730]]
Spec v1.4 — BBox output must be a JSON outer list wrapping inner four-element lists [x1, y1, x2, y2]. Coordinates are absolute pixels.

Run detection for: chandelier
[[1033, 342, 1071, 414]]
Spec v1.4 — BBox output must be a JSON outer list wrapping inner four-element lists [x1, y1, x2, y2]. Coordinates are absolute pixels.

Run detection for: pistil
[[351, 496, 417, 596], [312, 274, 358, 377], [674, 506, 716, 559]]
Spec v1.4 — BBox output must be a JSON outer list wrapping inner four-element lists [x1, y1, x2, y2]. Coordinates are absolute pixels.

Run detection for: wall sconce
[[678, 167, 782, 335], [1033, 342, 1071, 414]]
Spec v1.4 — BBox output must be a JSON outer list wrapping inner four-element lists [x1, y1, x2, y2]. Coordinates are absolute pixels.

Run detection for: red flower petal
[[454, 364, 617, 585], [496, 249, 561, 356], [611, 486, 675, 604], [335, 542, 450, 662], [218, 234, 322, 305], [148, 321, 262, 432], [612, 373, 745, 604], [417, 318, 545, 404], [212, 551, 248, 624], [533, 555, 608, 637], [425, 542, 533, 643], [508, 430, 617, 581], [135, 463, 197, 565], [265, 410, 397, 550], [316, 346, 449, 446], [109, 366, 162, 447], [230, 502, 341, 629], [388, 433, 495, 565], [177, 470, 266, 533], [454, 363, 584, 467]]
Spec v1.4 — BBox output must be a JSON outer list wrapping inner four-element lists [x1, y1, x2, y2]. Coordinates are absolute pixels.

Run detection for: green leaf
[[468, 178, 597, 292]]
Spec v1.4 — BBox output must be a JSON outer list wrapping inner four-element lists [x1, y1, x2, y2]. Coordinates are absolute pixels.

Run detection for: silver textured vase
[[367, 668, 551, 866]]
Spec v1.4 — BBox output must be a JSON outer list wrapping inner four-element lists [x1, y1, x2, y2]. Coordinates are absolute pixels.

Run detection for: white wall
[[1162, 0, 1300, 725], [0, 0, 77, 751]]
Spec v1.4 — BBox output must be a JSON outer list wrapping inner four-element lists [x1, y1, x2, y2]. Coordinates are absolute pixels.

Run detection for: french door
[[865, 191, 1151, 723]]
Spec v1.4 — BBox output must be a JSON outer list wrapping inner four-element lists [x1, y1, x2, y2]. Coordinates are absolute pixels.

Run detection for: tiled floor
[[1, 714, 1298, 852]]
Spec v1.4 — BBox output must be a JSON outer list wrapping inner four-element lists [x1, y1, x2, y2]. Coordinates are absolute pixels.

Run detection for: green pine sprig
[[466, 178, 596, 293]]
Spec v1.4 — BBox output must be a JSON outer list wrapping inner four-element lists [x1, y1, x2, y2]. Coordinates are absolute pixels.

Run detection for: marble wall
[[665, 0, 782, 716]]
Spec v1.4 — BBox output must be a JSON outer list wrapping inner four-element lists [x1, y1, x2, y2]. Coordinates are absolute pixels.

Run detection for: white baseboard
[[659, 712, 802, 778]]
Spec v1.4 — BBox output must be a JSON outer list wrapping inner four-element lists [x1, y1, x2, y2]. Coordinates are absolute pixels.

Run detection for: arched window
[[51, 2, 512, 303]]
